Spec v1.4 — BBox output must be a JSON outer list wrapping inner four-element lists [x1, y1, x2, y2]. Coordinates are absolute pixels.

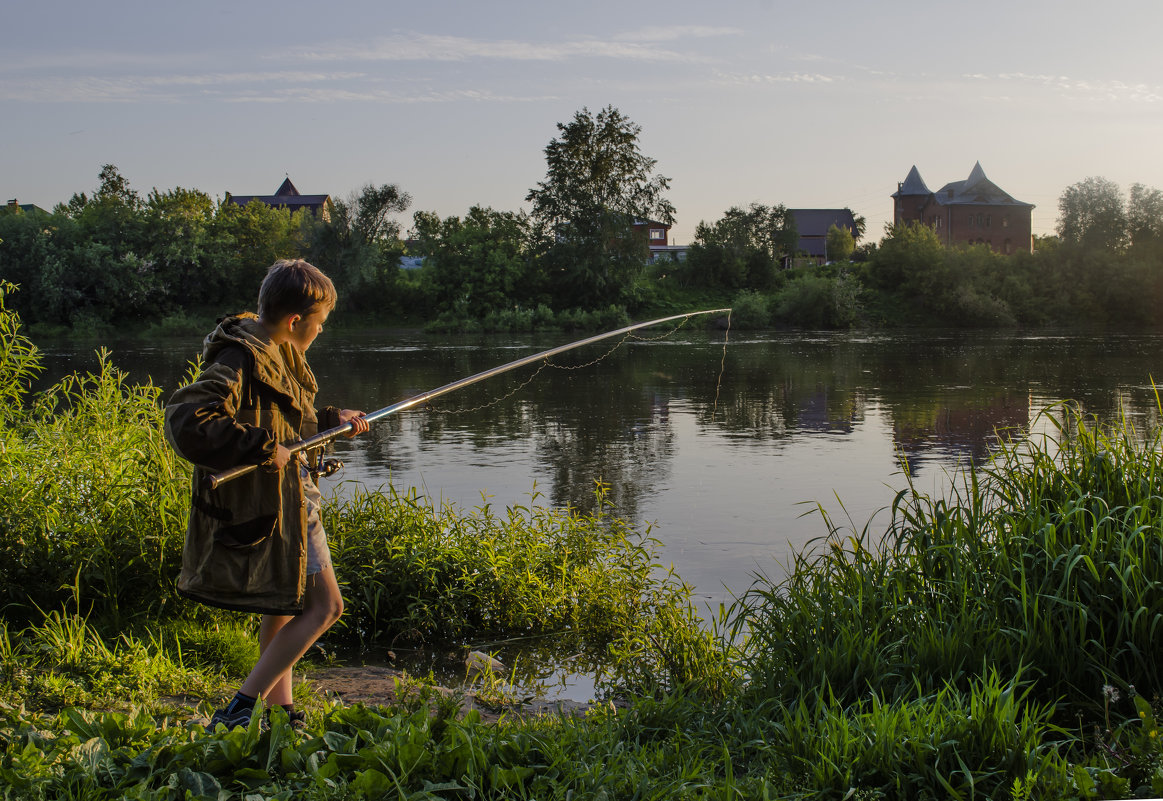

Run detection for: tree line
[[0, 106, 678, 334], [4, 105, 1163, 333]]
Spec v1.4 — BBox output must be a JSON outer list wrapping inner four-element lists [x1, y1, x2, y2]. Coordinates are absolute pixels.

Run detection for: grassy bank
[[7, 281, 1163, 797]]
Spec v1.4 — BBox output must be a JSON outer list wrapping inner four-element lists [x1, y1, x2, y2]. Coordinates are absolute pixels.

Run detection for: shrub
[[727, 290, 769, 329]]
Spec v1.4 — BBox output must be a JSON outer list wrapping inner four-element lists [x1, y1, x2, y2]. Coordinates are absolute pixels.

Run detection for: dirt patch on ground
[[303, 665, 599, 724]]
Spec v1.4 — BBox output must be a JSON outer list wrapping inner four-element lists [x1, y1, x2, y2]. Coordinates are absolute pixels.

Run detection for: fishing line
[[711, 309, 732, 423], [205, 308, 732, 489], [430, 314, 696, 415], [427, 361, 551, 415]]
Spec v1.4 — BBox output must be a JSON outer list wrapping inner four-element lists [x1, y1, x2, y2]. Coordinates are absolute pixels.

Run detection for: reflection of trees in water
[[688, 332, 1163, 473], [891, 390, 1029, 473], [534, 401, 675, 517], [125, 329, 1163, 506], [688, 339, 866, 436]]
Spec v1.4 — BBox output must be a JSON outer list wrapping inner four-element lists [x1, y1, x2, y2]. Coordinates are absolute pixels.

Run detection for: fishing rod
[[205, 307, 732, 489]]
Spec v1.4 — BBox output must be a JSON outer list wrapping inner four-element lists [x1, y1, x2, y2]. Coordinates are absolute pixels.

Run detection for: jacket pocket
[[214, 515, 277, 549]]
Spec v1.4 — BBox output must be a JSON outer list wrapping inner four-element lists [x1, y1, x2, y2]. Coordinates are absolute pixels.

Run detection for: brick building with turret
[[892, 163, 1033, 254]]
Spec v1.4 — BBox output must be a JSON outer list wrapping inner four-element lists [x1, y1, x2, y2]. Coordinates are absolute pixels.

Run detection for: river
[[35, 327, 1163, 697]]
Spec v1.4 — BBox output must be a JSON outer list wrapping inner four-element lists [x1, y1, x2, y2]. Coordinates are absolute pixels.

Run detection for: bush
[[727, 290, 770, 329], [771, 272, 862, 328]]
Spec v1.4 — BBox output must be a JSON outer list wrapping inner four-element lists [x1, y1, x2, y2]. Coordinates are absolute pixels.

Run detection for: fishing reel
[[314, 458, 344, 480]]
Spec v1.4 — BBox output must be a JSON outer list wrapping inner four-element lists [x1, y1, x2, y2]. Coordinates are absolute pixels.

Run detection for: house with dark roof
[[788, 208, 860, 263], [4, 199, 49, 216], [226, 177, 333, 222], [892, 163, 1033, 254]]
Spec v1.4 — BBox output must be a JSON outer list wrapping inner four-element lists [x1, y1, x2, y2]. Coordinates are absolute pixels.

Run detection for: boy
[[165, 258, 369, 730]]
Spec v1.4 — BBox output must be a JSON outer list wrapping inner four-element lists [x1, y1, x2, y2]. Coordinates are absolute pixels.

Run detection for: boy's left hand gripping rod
[[202, 308, 732, 491]]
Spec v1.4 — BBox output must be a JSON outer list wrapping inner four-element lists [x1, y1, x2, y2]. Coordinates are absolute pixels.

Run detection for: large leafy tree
[[526, 106, 674, 308], [1128, 183, 1163, 253], [684, 203, 796, 289], [143, 186, 224, 310], [412, 206, 538, 316], [1057, 176, 1127, 252], [307, 183, 410, 312]]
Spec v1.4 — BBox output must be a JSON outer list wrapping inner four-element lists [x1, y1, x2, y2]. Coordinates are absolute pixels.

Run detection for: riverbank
[[7, 284, 1163, 796]]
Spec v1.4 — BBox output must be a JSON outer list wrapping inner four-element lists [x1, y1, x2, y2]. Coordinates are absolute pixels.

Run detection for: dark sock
[[225, 691, 257, 714], [280, 704, 295, 715]]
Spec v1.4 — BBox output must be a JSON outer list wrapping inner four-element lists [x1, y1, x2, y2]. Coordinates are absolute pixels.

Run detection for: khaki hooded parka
[[165, 313, 340, 615]]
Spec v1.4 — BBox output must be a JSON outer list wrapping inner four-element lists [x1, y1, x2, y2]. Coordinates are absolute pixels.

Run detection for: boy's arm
[[165, 349, 277, 472]]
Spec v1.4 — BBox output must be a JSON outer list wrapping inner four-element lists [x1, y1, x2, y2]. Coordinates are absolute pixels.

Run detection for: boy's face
[[287, 306, 331, 353]]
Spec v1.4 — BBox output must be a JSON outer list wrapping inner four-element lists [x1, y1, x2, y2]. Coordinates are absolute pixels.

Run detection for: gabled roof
[[892, 165, 932, 197], [789, 208, 858, 237], [227, 176, 330, 214], [274, 177, 300, 197], [933, 162, 1033, 208]]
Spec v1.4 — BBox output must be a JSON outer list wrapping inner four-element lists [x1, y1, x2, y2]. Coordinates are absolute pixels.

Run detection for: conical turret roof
[[893, 165, 932, 197]]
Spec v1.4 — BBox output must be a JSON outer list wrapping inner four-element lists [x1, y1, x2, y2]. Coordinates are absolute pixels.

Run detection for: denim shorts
[[301, 464, 332, 576]]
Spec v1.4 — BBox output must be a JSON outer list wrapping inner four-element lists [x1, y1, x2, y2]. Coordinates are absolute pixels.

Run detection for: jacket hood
[[202, 312, 318, 397]]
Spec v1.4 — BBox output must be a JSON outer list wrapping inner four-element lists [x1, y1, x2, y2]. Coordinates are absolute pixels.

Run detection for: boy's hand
[[272, 444, 293, 470], [339, 409, 369, 438]]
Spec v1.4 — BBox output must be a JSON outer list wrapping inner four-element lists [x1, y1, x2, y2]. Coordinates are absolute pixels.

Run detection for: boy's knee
[[313, 596, 342, 628]]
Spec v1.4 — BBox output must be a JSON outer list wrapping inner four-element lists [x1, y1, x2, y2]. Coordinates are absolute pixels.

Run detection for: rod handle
[[203, 422, 353, 490]]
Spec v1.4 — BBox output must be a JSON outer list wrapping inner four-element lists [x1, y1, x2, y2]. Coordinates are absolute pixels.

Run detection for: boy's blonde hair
[[257, 259, 337, 321]]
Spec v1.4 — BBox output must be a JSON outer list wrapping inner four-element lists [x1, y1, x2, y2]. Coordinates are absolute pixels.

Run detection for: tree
[[412, 206, 537, 316], [526, 106, 674, 308], [307, 183, 410, 312], [1128, 183, 1163, 252], [684, 203, 796, 289], [1057, 176, 1127, 251], [144, 186, 220, 309], [870, 221, 945, 293], [826, 223, 855, 262]]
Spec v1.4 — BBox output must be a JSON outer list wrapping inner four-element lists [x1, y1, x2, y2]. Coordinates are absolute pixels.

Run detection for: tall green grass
[[738, 401, 1163, 717]]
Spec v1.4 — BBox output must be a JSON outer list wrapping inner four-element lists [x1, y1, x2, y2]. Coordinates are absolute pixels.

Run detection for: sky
[[4, 0, 1163, 245]]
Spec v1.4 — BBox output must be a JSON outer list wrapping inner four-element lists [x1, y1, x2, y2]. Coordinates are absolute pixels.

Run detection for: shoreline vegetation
[[7, 276, 1163, 796], [4, 151, 1163, 343]]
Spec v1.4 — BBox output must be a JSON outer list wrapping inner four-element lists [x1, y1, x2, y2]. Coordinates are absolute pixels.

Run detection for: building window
[[986, 215, 991, 227], [977, 213, 984, 226], [968, 216, 974, 228], [1004, 238, 1012, 254], [649, 229, 665, 241], [1002, 214, 1009, 228]]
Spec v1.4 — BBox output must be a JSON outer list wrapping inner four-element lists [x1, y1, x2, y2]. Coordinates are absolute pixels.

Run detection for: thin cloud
[[2, 71, 369, 103], [613, 25, 742, 42], [226, 87, 559, 104], [966, 72, 1162, 103], [714, 70, 840, 85], [291, 33, 701, 64]]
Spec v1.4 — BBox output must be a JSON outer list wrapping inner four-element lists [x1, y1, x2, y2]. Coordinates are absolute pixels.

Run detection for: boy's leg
[[239, 567, 344, 700], [259, 615, 294, 707]]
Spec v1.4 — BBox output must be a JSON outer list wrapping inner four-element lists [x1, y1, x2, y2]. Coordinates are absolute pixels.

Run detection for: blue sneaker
[[207, 703, 261, 732]]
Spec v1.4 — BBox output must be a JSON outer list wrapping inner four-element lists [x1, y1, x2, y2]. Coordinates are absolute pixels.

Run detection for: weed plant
[[732, 402, 1163, 795], [739, 404, 1163, 713], [329, 483, 677, 646], [0, 348, 189, 626]]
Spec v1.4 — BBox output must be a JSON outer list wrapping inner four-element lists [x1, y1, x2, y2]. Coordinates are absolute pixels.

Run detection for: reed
[[737, 399, 1163, 734]]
